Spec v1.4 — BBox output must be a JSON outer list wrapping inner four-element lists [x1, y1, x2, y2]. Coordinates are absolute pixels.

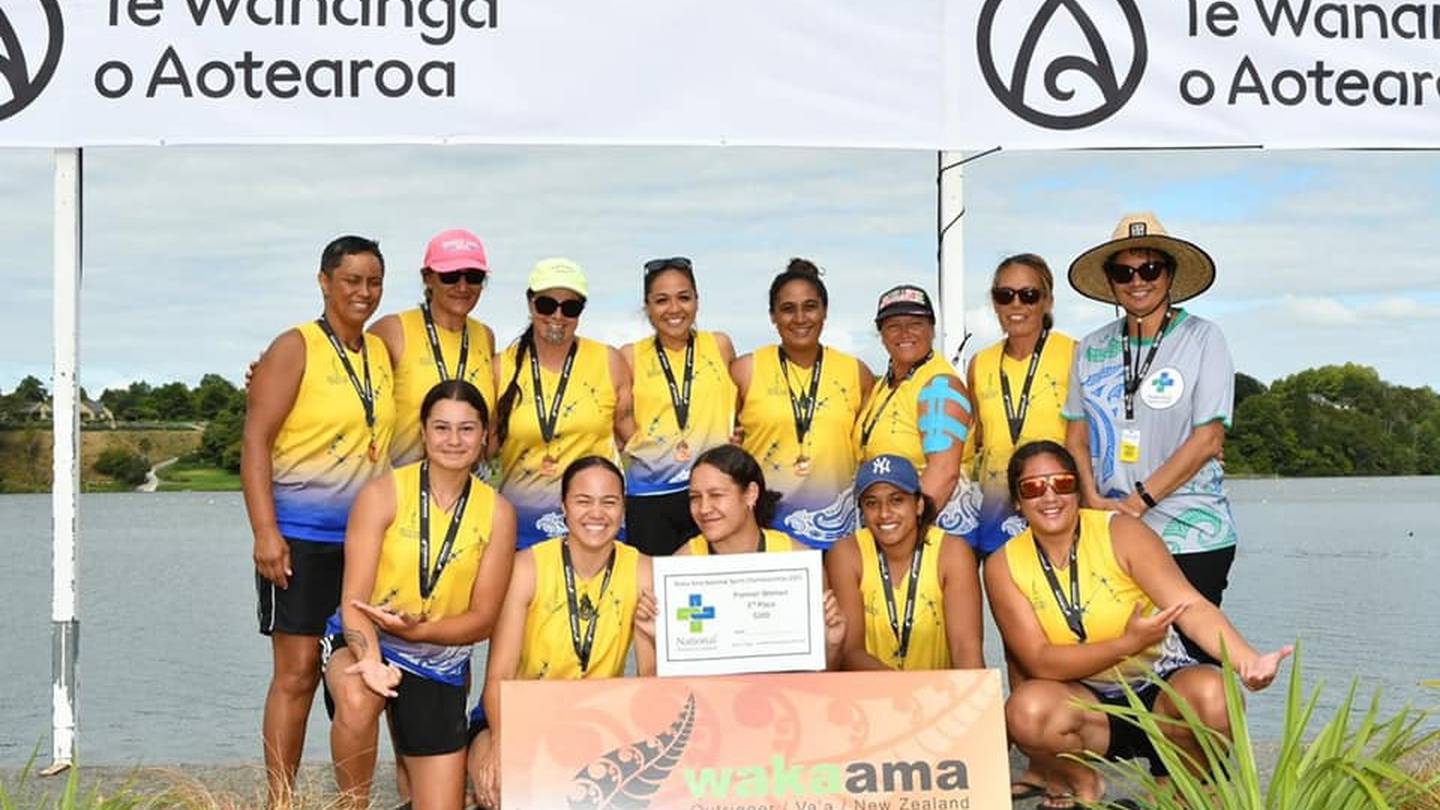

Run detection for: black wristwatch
[[1134, 480, 1158, 508]]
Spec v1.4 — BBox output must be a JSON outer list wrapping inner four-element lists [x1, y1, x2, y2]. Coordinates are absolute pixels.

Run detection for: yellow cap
[[527, 257, 588, 298]]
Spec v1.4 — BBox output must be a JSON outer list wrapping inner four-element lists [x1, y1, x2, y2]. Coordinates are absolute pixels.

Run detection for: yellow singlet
[[272, 321, 395, 543], [517, 537, 639, 680], [363, 461, 497, 684], [389, 306, 495, 466], [739, 344, 863, 548], [1005, 509, 1191, 696], [496, 337, 617, 549], [968, 332, 1075, 554], [856, 524, 950, 671], [852, 352, 962, 466], [680, 528, 799, 556], [625, 331, 735, 496]]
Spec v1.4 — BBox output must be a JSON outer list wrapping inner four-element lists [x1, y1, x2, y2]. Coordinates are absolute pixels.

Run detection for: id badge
[[1119, 428, 1142, 464]]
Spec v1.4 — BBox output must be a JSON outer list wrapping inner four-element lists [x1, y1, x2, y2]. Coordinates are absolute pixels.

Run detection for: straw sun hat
[[1067, 212, 1216, 305]]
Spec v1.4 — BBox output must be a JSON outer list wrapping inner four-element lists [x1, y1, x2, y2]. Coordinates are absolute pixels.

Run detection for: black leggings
[[1172, 545, 1237, 666]]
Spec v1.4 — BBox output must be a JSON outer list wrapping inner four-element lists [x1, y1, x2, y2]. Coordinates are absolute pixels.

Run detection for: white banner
[[4, 0, 1440, 148], [951, 0, 1440, 149]]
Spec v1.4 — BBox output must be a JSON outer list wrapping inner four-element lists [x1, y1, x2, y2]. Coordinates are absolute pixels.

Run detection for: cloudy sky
[[0, 145, 1436, 396]]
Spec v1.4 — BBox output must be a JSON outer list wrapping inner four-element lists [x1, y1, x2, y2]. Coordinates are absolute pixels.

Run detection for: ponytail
[[494, 325, 535, 447]]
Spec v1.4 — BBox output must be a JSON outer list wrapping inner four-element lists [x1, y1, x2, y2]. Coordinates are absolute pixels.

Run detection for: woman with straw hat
[[1062, 212, 1238, 665]]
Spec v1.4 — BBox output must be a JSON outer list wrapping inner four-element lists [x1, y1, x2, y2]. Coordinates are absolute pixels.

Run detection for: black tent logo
[[0, 0, 64, 122], [976, 0, 1146, 130]]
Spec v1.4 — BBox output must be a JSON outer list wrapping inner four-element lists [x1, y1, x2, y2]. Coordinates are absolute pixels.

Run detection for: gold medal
[[541, 454, 559, 478], [794, 455, 811, 477], [674, 440, 691, 463]]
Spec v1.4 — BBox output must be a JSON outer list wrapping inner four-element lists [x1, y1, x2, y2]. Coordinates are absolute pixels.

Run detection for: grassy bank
[[156, 460, 242, 492], [0, 428, 203, 493]]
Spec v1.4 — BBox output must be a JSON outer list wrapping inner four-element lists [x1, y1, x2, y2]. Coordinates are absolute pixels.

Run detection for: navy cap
[[854, 454, 921, 500], [874, 284, 935, 324]]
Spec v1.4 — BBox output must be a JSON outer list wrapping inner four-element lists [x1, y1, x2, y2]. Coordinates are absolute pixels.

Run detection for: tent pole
[[937, 150, 966, 362], [43, 147, 83, 777]]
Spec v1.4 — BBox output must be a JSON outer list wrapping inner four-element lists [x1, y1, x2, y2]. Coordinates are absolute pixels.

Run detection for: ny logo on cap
[[871, 457, 892, 475]]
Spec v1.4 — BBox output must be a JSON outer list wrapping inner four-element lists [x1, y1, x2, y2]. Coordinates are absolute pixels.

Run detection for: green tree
[[191, 374, 239, 420], [13, 375, 48, 402], [151, 381, 195, 421], [93, 447, 150, 487], [1234, 372, 1266, 407]]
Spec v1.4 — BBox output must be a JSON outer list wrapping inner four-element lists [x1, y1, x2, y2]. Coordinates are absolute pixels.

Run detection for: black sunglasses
[[435, 270, 487, 286], [991, 286, 1043, 306], [533, 295, 585, 318], [1103, 260, 1171, 285], [643, 256, 693, 275]]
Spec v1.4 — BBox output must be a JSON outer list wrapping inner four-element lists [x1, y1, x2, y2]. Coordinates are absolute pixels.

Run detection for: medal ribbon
[[315, 317, 375, 432], [417, 460, 473, 601], [1033, 529, 1086, 643], [421, 303, 469, 382], [1121, 309, 1174, 421], [529, 341, 579, 444], [653, 333, 695, 432], [778, 346, 824, 449], [999, 329, 1049, 445], [561, 540, 616, 672], [876, 536, 925, 660], [859, 351, 931, 450]]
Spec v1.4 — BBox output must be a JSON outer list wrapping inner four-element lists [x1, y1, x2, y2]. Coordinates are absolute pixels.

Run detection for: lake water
[[2, 478, 1438, 766]]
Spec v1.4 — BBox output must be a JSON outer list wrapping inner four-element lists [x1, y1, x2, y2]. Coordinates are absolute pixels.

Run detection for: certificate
[[652, 550, 826, 677]]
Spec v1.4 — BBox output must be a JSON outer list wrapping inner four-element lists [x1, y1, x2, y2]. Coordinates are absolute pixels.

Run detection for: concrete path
[[136, 456, 179, 493]]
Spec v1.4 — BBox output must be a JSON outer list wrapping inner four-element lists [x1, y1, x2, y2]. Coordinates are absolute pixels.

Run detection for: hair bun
[[785, 257, 823, 277]]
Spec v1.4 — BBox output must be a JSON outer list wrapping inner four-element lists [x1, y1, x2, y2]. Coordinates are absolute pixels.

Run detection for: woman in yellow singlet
[[242, 235, 396, 807], [321, 380, 516, 810], [965, 254, 1076, 559], [827, 454, 982, 672], [369, 229, 496, 467], [853, 285, 979, 544], [493, 259, 635, 549], [621, 257, 736, 555], [468, 456, 656, 809], [733, 258, 874, 549], [987, 441, 1291, 807]]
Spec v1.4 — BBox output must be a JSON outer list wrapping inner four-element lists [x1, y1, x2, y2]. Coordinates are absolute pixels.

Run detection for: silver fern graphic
[[568, 694, 696, 810]]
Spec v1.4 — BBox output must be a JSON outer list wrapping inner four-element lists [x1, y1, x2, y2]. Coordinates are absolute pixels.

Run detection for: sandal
[[1038, 793, 1077, 810], [1011, 778, 1046, 801]]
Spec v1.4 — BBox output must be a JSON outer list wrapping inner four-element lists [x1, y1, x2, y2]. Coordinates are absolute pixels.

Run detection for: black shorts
[[1081, 680, 1170, 777], [1173, 546, 1237, 665], [255, 538, 344, 636], [320, 634, 470, 757], [624, 490, 696, 556]]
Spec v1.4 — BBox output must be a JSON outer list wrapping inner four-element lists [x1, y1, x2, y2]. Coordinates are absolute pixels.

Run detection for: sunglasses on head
[[1103, 260, 1171, 285], [644, 256, 693, 275], [435, 270, 487, 286], [991, 286, 1043, 306], [1017, 472, 1078, 500], [533, 294, 585, 318]]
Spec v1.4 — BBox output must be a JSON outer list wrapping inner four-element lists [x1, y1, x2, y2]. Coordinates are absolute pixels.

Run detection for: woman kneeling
[[985, 440, 1289, 806]]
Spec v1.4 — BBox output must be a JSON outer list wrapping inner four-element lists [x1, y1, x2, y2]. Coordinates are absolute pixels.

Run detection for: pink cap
[[423, 229, 489, 274]]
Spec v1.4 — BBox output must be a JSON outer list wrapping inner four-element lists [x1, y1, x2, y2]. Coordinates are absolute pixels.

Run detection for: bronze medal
[[794, 454, 811, 477], [541, 454, 559, 478], [674, 440, 692, 463], [367, 437, 380, 463]]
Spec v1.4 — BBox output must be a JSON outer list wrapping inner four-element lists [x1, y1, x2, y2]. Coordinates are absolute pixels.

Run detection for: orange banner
[[500, 669, 1011, 810]]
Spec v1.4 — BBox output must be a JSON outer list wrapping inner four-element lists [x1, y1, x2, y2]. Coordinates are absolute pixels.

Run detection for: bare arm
[[241, 330, 305, 587], [825, 536, 890, 671], [918, 374, 970, 508], [633, 555, 657, 676], [610, 345, 637, 447], [407, 496, 518, 645], [856, 360, 876, 401], [339, 474, 397, 664], [984, 546, 1168, 682], [1120, 421, 1225, 517], [481, 549, 536, 740], [713, 331, 737, 367], [1065, 417, 1134, 516], [729, 353, 754, 444], [964, 356, 983, 461], [367, 313, 405, 368], [938, 535, 985, 669]]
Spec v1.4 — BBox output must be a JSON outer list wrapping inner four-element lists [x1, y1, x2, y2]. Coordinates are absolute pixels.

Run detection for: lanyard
[[876, 536, 925, 660], [315, 317, 375, 431], [529, 341, 579, 444], [707, 530, 768, 556], [653, 333, 695, 432], [778, 346, 824, 448], [858, 351, 931, 450], [1033, 529, 1086, 643], [561, 540, 616, 673], [999, 329, 1049, 445], [417, 461, 473, 601], [421, 303, 469, 382], [1120, 309, 1174, 421]]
